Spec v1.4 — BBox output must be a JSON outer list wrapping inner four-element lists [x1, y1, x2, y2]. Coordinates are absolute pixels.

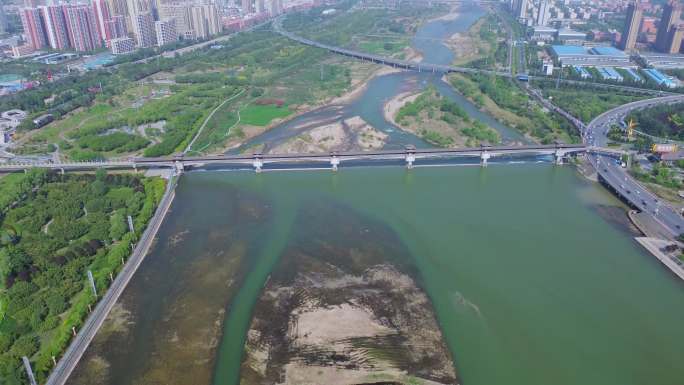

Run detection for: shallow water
[[72, 164, 684, 385]]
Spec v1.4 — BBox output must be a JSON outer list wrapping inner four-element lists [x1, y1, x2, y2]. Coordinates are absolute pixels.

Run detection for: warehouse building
[[550, 45, 633, 67]]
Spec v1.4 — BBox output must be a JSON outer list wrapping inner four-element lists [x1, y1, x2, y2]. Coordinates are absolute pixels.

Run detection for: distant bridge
[[272, 16, 674, 96], [1, 144, 591, 174]]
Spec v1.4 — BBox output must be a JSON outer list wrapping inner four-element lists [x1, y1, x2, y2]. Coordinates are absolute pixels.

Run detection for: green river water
[[71, 165, 684, 385], [208, 166, 684, 385]]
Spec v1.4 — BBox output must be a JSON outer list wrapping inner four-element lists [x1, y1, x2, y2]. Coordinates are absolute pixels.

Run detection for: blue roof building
[[597, 67, 623, 82], [589, 47, 628, 56], [551, 45, 588, 56], [573, 66, 591, 79], [551, 45, 633, 67], [623, 68, 642, 82], [642, 68, 677, 88]]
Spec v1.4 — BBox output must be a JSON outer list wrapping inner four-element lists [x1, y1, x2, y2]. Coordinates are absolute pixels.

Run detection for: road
[[584, 95, 684, 236], [44, 176, 177, 385]]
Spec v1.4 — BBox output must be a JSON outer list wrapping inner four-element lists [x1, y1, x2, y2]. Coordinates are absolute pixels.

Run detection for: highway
[[44, 176, 177, 385], [584, 95, 684, 236], [0, 144, 587, 173]]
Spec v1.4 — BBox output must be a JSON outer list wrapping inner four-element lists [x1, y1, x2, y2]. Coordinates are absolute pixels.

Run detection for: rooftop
[[590, 46, 627, 56], [551, 45, 588, 56]]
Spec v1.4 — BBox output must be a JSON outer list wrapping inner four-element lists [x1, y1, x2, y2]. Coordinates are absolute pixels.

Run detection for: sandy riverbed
[[383, 91, 421, 127], [267, 115, 388, 154], [239, 201, 459, 385]]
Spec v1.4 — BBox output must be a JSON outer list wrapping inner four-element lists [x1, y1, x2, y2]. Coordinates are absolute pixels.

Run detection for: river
[[231, 2, 526, 155], [69, 4, 684, 385]]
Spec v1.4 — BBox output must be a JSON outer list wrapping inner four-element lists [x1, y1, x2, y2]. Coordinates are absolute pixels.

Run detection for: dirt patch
[[446, 31, 480, 66], [268, 116, 388, 154]]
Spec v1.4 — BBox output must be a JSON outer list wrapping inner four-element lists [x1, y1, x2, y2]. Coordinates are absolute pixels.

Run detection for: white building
[[159, 3, 192, 38], [189, 4, 221, 40], [155, 19, 178, 46], [110, 36, 136, 54], [134, 12, 156, 48], [536, 0, 550, 26]]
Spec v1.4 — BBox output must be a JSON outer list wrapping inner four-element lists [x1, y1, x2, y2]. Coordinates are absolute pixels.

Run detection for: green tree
[[109, 211, 127, 241]]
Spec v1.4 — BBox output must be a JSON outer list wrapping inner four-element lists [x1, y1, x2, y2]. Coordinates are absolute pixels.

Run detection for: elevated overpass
[[0, 144, 587, 174]]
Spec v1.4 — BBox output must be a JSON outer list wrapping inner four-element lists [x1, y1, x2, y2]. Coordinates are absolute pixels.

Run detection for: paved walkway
[[634, 237, 684, 280]]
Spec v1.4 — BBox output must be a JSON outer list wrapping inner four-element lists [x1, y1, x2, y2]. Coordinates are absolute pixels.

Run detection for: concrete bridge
[[1, 144, 588, 174]]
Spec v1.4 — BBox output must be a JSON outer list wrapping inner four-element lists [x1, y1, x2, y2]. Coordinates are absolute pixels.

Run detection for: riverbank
[[44, 174, 176, 385], [447, 17, 492, 66]]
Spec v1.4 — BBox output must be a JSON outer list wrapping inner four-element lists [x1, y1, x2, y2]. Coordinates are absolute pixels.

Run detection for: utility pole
[[22, 357, 37, 385], [87, 270, 97, 297]]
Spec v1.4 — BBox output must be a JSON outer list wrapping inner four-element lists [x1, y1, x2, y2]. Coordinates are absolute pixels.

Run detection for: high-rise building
[[255, 0, 265, 14], [110, 36, 135, 54], [242, 0, 252, 14], [64, 4, 102, 51], [517, 0, 528, 21], [93, 0, 114, 46], [20, 7, 48, 50], [189, 4, 220, 40], [134, 11, 156, 47], [619, 1, 642, 51], [666, 24, 684, 53], [267, 0, 279, 16], [656, 1, 682, 53], [536, 0, 549, 26], [127, 0, 154, 42], [107, 0, 129, 17], [39, 5, 71, 50], [159, 3, 192, 37], [0, 4, 8, 34], [106, 15, 128, 39], [155, 19, 177, 46]]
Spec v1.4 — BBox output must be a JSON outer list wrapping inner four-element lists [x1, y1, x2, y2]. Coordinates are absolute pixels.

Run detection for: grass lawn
[[187, 95, 245, 154], [357, 38, 408, 56], [239, 104, 292, 126]]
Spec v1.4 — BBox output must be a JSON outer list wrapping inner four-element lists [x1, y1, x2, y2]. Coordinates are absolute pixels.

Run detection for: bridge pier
[[174, 161, 184, 175], [60, 168, 65, 175], [405, 153, 416, 169], [480, 151, 491, 167], [133, 163, 137, 173], [253, 155, 263, 173], [554, 149, 565, 165], [330, 154, 340, 172]]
